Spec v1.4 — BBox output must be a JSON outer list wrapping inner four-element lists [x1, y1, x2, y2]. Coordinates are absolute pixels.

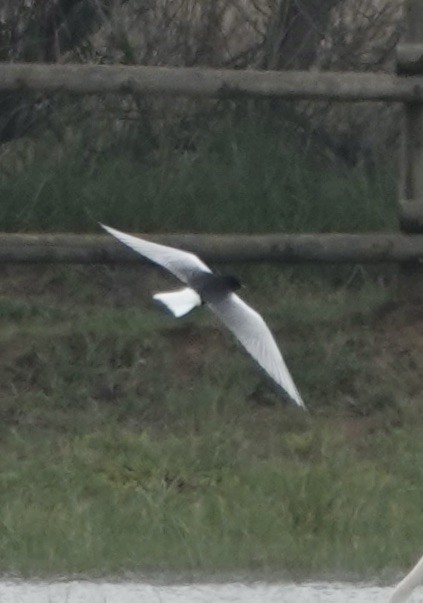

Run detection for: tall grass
[[0, 107, 414, 579], [0, 267, 422, 577], [0, 411, 422, 577], [0, 111, 396, 234]]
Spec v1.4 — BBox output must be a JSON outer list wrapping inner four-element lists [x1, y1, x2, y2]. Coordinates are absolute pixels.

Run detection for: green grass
[[0, 109, 417, 579], [0, 265, 422, 579], [0, 113, 396, 234], [1, 426, 422, 578]]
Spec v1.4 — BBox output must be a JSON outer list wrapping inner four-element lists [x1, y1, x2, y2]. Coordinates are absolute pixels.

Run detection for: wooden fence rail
[[1, 233, 423, 264], [1, 0, 423, 279], [0, 60, 423, 102]]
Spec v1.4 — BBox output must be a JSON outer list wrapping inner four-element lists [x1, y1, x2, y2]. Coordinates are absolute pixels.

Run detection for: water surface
[[0, 580, 421, 602]]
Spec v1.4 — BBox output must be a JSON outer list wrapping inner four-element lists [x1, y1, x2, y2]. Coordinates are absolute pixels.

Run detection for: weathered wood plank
[[398, 0, 423, 226], [0, 232, 423, 264], [0, 62, 422, 102], [398, 0, 423, 299]]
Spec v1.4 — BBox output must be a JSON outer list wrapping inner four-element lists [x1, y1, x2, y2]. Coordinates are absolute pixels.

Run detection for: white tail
[[153, 287, 202, 317]]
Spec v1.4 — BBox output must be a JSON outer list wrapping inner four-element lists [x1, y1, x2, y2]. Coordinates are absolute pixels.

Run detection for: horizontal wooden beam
[[0, 62, 423, 102], [1, 232, 423, 264]]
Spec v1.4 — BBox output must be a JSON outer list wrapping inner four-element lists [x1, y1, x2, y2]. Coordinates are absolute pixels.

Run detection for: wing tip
[[285, 389, 307, 410], [99, 222, 114, 235]]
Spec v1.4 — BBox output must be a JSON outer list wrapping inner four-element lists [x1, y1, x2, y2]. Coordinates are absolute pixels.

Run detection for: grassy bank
[[0, 264, 422, 579], [0, 113, 396, 234], [0, 111, 420, 579]]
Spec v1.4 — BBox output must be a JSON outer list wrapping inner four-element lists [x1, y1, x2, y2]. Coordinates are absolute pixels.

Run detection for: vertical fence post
[[398, 0, 423, 298]]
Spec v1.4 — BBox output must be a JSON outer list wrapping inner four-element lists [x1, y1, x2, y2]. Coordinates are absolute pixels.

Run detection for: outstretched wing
[[208, 293, 305, 408], [101, 224, 212, 283]]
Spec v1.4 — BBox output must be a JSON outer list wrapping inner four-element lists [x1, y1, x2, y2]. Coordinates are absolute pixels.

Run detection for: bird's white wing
[[208, 293, 305, 408], [101, 224, 212, 283]]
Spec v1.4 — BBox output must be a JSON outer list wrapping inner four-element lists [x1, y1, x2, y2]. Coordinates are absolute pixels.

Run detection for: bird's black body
[[191, 273, 242, 304]]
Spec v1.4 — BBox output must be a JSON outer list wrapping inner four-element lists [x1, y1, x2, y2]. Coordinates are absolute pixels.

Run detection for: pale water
[[0, 581, 422, 602]]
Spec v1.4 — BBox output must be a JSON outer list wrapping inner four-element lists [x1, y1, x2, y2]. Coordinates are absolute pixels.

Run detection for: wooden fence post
[[398, 0, 423, 299]]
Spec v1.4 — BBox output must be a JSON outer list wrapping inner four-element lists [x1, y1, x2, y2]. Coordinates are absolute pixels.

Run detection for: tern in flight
[[101, 224, 305, 408]]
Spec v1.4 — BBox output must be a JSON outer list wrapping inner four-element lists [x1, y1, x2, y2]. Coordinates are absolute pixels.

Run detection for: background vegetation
[[0, 265, 422, 578], [0, 0, 421, 583], [0, 110, 396, 234], [0, 0, 403, 165]]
